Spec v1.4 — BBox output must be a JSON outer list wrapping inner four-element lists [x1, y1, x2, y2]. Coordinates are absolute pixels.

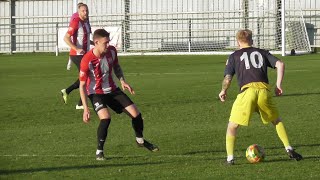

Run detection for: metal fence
[[0, 0, 319, 54]]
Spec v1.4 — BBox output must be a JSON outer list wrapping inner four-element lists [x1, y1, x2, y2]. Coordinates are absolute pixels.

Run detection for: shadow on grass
[[0, 161, 165, 175], [258, 143, 320, 152], [278, 92, 320, 97], [263, 155, 319, 163], [182, 143, 320, 162]]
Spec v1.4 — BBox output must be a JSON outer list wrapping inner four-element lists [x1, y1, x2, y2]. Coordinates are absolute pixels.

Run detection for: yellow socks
[[276, 121, 290, 148], [226, 134, 236, 160]]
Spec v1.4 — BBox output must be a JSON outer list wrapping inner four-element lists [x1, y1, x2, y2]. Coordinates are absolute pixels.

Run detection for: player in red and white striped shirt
[[79, 29, 159, 160], [66, 2, 92, 70], [61, 3, 91, 109]]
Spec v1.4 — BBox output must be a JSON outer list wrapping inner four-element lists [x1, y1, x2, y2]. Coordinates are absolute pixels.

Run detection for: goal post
[[118, 0, 312, 56], [281, 0, 312, 55]]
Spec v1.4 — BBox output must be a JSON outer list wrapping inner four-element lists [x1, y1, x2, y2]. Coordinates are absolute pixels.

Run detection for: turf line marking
[[0, 154, 219, 159], [1, 154, 318, 158]]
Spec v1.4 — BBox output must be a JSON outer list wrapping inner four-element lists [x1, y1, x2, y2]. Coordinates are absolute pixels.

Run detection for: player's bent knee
[[124, 104, 140, 118], [228, 121, 239, 130], [97, 108, 111, 120], [271, 118, 282, 125]]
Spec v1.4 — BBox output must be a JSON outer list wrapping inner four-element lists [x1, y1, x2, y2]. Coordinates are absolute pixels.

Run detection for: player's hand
[[83, 107, 90, 123], [76, 48, 85, 55], [121, 81, 135, 95], [275, 86, 283, 96], [219, 90, 227, 102]]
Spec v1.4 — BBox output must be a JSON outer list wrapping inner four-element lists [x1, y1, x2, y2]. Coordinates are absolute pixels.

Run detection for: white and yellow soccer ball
[[246, 144, 265, 163]]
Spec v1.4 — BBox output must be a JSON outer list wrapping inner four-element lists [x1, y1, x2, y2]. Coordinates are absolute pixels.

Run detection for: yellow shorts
[[229, 87, 279, 126]]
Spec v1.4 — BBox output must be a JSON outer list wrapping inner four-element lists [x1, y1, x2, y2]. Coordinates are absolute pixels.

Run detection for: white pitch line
[[0, 154, 217, 158], [1, 154, 318, 158], [4, 72, 217, 78], [286, 69, 311, 72], [4, 70, 310, 78], [125, 72, 215, 76]]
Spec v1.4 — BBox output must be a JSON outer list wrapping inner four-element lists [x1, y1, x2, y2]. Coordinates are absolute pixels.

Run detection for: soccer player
[[66, 2, 92, 71], [218, 29, 303, 165], [61, 3, 91, 109], [79, 29, 159, 160]]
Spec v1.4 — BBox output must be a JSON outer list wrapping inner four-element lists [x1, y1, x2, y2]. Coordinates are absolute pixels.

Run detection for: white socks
[[96, 149, 103, 155], [285, 146, 293, 152], [227, 155, 234, 161], [136, 137, 144, 144]]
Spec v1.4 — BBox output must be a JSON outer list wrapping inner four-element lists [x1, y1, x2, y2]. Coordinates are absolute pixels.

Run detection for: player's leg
[[95, 108, 111, 160], [66, 56, 82, 95], [226, 88, 256, 164], [67, 56, 72, 70], [123, 104, 159, 152], [124, 104, 143, 138], [226, 121, 239, 165], [61, 55, 83, 106], [107, 88, 159, 152], [89, 94, 111, 160], [257, 89, 302, 161]]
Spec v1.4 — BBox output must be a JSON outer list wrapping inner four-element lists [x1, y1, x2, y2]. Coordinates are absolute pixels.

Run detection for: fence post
[[281, 0, 286, 56], [188, 19, 191, 53], [10, 0, 16, 54], [56, 23, 59, 56]]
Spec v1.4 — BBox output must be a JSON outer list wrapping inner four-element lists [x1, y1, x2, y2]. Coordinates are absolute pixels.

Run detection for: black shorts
[[88, 88, 134, 114], [70, 55, 83, 71]]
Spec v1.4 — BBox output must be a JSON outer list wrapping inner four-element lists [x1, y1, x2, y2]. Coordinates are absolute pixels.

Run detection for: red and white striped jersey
[[67, 16, 91, 55], [79, 46, 119, 95]]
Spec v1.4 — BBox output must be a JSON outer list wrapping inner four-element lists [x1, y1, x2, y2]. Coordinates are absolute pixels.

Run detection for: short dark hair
[[93, 29, 110, 40]]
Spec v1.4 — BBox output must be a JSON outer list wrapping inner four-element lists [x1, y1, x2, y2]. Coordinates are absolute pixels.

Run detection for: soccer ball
[[246, 144, 265, 163]]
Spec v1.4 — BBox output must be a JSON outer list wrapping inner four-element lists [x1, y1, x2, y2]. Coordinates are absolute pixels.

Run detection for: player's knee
[[227, 121, 239, 131], [97, 108, 111, 119], [271, 118, 282, 125], [125, 104, 140, 118]]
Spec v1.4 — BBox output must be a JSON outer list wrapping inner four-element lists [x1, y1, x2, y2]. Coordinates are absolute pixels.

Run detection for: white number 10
[[240, 51, 263, 69]]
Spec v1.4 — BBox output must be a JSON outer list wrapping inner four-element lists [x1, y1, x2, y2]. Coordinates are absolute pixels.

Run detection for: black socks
[[66, 79, 80, 94], [132, 114, 144, 138], [97, 119, 111, 150]]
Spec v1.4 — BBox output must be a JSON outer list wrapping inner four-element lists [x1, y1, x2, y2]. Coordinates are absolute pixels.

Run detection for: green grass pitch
[[0, 53, 319, 179]]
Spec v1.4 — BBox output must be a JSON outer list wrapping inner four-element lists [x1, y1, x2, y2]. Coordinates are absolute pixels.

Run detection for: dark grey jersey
[[224, 47, 278, 88]]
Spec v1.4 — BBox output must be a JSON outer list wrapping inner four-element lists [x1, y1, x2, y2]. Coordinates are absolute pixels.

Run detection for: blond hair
[[236, 29, 253, 44], [77, 2, 88, 9]]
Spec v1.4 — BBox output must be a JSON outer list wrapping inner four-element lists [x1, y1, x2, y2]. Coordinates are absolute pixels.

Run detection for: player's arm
[[79, 58, 90, 123], [219, 74, 233, 102], [64, 21, 85, 54], [219, 57, 235, 102], [79, 80, 90, 123], [113, 63, 125, 81], [113, 51, 135, 95], [274, 60, 285, 96], [265, 51, 285, 96], [64, 33, 85, 55]]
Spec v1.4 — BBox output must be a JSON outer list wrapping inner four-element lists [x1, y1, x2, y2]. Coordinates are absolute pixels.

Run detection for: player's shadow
[[265, 143, 320, 149], [278, 92, 320, 97], [0, 161, 165, 175], [182, 143, 320, 163]]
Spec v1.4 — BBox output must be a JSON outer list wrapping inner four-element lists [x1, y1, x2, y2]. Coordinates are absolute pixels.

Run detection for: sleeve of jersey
[[88, 22, 92, 33], [224, 55, 235, 77], [79, 56, 90, 81], [113, 48, 119, 65], [67, 19, 78, 36], [265, 51, 278, 68]]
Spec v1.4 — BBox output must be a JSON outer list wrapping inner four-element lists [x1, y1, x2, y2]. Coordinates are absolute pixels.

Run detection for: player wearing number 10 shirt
[[218, 29, 302, 165]]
